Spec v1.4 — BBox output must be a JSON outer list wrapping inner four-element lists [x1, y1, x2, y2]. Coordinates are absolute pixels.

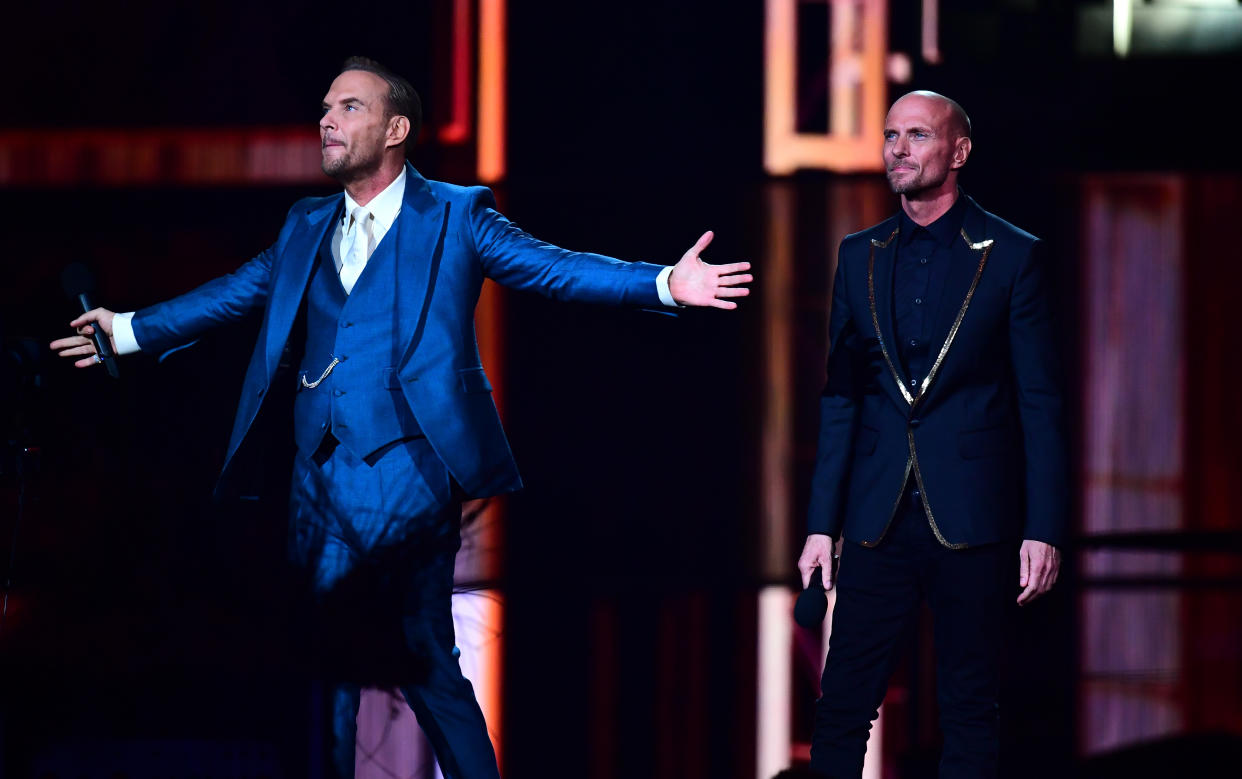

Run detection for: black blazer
[[806, 195, 1068, 549]]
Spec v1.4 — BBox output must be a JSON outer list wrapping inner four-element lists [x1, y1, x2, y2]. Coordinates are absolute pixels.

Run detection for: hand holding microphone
[[51, 263, 120, 376], [795, 533, 839, 628]]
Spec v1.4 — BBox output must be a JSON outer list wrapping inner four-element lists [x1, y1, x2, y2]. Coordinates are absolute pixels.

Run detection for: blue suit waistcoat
[[131, 163, 666, 499], [292, 215, 427, 460]]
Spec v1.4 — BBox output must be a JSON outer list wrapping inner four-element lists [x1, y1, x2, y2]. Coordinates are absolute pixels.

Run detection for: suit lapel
[[914, 198, 994, 407], [394, 162, 451, 368], [264, 196, 342, 378], [866, 225, 914, 411], [257, 164, 450, 380]]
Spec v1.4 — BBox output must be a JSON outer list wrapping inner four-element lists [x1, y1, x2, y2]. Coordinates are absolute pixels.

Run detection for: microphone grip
[[793, 567, 829, 628], [78, 293, 120, 378]]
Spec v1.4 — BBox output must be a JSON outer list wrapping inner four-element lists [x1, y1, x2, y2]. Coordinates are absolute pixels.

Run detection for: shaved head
[[883, 91, 973, 212], [894, 90, 971, 141]]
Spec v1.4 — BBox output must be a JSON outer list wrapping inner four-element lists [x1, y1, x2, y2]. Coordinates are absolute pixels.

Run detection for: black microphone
[[60, 262, 120, 378], [794, 567, 829, 628]]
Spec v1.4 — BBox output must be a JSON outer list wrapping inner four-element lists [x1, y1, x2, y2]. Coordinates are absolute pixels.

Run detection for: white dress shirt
[[334, 167, 406, 292]]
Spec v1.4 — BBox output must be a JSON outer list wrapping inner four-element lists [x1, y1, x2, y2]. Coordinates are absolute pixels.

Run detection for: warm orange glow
[[455, 589, 505, 767], [477, 0, 507, 182], [764, 0, 887, 174], [922, 0, 943, 64], [0, 127, 321, 187], [471, 277, 506, 765], [439, 0, 474, 145], [761, 183, 795, 578]]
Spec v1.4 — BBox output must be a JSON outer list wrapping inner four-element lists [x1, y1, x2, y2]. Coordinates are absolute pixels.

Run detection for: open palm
[[668, 231, 752, 309]]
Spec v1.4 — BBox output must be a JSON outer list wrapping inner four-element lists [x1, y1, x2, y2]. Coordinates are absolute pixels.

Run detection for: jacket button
[[334, 389, 345, 397], [341, 321, 353, 328], [909, 418, 921, 428]]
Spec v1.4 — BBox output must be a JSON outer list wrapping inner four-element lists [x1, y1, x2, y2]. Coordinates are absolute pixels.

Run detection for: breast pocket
[[958, 426, 1013, 460]]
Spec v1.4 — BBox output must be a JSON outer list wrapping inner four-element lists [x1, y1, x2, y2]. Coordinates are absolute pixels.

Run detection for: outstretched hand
[[668, 231, 752, 309], [50, 308, 117, 368]]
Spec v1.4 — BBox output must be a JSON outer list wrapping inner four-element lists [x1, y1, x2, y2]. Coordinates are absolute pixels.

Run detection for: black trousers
[[810, 495, 1013, 778]]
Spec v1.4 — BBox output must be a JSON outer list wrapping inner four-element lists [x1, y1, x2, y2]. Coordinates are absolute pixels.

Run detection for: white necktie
[[340, 206, 374, 294]]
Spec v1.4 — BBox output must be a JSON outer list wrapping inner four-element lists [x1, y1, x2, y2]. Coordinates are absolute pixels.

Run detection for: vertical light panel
[[477, 0, 507, 182], [1079, 175, 1185, 755], [1113, 0, 1133, 58], [827, 0, 859, 138], [921, 0, 942, 63], [452, 589, 505, 768], [438, 0, 473, 145], [466, 0, 508, 763], [761, 183, 796, 579], [763, 0, 797, 172], [465, 276, 507, 768], [764, 0, 888, 174], [466, 0, 508, 761], [757, 587, 794, 779], [861, 707, 884, 779], [757, 180, 796, 779]]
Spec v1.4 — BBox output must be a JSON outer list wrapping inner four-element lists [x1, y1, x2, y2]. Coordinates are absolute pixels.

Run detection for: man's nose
[[891, 136, 909, 156], [320, 111, 335, 131]]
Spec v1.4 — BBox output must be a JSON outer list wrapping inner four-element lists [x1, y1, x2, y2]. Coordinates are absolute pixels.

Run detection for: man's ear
[[951, 137, 972, 170], [387, 115, 410, 150]]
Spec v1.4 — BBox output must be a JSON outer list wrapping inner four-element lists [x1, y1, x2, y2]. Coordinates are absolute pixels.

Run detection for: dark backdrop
[[2, 1, 1237, 777]]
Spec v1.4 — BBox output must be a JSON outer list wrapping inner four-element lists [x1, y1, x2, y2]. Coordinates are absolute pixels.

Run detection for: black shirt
[[893, 195, 968, 390]]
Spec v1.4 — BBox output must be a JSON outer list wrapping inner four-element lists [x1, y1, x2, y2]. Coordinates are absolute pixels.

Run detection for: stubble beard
[[321, 144, 382, 184], [321, 151, 350, 179], [887, 165, 946, 197]]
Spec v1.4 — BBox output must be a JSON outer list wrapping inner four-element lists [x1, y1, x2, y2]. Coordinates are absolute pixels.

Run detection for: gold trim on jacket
[[860, 227, 994, 548]]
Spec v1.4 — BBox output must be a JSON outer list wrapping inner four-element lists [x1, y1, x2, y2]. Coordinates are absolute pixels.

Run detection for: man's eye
[[883, 132, 896, 141], [345, 104, 358, 112]]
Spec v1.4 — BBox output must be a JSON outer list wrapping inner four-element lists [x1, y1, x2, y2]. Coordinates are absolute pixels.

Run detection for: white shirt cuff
[[112, 311, 141, 355], [656, 266, 679, 307]]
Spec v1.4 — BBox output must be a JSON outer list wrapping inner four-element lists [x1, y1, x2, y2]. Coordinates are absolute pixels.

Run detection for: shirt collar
[[342, 168, 406, 233], [898, 191, 967, 249]]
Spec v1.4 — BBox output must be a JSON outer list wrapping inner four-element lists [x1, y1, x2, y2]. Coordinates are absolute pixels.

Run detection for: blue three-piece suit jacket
[[129, 162, 667, 500]]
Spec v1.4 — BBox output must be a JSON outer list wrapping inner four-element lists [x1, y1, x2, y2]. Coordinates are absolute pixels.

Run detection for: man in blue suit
[[53, 57, 751, 778], [795, 92, 1067, 777]]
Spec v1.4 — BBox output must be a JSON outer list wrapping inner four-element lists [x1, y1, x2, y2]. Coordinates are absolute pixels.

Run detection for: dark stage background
[[2, 1, 1241, 778]]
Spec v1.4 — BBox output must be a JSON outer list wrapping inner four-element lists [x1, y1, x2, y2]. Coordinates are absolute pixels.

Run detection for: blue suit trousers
[[288, 435, 499, 779]]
